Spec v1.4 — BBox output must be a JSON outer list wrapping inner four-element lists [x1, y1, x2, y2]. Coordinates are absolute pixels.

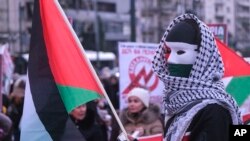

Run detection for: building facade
[[135, 0, 178, 43], [1, 0, 130, 54], [59, 0, 130, 53], [135, 0, 250, 55], [203, 0, 250, 54], [1, 0, 249, 56], [235, 0, 250, 51], [0, 0, 32, 54]]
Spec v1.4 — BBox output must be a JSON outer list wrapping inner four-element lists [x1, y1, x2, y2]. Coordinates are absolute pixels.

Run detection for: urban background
[[0, 1, 250, 140], [0, 0, 250, 72]]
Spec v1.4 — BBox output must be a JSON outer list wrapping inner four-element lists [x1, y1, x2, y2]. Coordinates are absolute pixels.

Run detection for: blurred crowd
[[1, 73, 26, 141], [0, 66, 164, 141]]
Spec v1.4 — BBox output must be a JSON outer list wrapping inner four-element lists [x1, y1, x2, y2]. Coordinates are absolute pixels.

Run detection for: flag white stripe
[[222, 77, 233, 87], [20, 73, 53, 141]]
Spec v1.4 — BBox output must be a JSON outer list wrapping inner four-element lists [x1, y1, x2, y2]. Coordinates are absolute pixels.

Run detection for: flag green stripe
[[226, 76, 250, 105], [57, 84, 101, 113]]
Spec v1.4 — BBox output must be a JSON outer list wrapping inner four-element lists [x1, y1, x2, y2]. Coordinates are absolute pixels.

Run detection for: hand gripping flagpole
[[54, 0, 129, 140]]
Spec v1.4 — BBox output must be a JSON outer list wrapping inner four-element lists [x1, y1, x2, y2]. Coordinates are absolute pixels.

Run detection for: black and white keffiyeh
[[152, 13, 242, 141]]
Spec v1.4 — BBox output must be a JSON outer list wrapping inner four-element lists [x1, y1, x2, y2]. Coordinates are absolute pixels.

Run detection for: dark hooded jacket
[[70, 104, 105, 141]]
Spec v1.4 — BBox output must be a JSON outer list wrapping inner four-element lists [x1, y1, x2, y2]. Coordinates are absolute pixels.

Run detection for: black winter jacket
[[165, 104, 232, 141]]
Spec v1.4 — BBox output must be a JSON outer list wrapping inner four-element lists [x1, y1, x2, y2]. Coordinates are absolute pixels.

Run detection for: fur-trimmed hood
[[120, 104, 161, 125]]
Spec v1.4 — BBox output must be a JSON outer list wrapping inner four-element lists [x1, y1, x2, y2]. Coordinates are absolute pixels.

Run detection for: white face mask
[[165, 42, 198, 64]]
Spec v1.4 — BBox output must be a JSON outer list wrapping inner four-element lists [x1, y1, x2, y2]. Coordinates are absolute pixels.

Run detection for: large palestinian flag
[[216, 39, 250, 107], [20, 0, 105, 140]]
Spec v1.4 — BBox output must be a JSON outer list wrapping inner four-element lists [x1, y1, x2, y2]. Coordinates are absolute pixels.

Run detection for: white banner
[[118, 42, 164, 111]]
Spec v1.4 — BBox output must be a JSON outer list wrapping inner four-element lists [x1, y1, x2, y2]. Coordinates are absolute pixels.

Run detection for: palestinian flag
[[20, 0, 105, 140], [137, 134, 163, 141], [216, 39, 250, 107]]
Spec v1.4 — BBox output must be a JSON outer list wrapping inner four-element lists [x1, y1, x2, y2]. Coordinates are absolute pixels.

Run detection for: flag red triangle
[[39, 0, 106, 112], [216, 38, 250, 77]]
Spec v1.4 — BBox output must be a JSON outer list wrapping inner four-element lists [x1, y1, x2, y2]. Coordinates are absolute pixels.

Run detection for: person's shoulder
[[202, 104, 229, 114], [188, 104, 233, 141], [119, 108, 129, 124], [0, 113, 12, 134], [194, 103, 232, 122], [188, 103, 232, 133], [148, 104, 161, 114]]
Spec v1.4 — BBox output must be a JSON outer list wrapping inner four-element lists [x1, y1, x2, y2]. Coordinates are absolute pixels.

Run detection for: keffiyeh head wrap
[[152, 13, 242, 141]]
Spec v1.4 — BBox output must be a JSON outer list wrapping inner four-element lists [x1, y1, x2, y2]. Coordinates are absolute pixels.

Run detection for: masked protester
[[152, 13, 242, 141]]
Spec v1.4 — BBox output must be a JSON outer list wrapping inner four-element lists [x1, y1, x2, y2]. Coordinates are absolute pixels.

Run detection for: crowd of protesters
[[1, 61, 250, 141], [0, 66, 164, 141], [1, 74, 26, 141]]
